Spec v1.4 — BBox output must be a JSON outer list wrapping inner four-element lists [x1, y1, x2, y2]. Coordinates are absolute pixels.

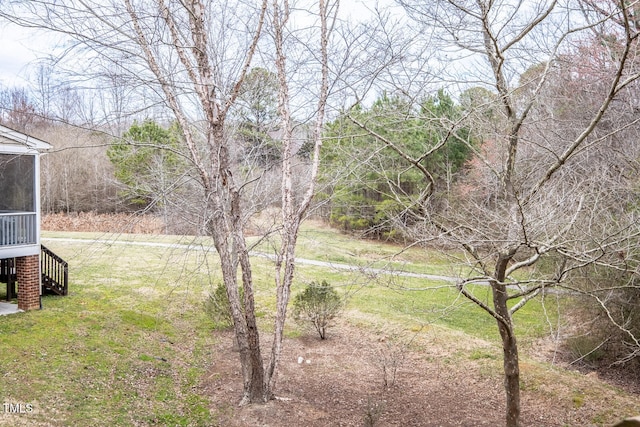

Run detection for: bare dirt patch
[[201, 320, 633, 426]]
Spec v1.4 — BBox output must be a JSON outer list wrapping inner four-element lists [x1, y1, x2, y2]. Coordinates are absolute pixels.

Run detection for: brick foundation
[[16, 255, 41, 311]]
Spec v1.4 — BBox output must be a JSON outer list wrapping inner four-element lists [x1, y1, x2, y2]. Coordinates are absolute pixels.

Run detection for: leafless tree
[[37, 125, 119, 214], [0, 0, 336, 404], [0, 86, 39, 132], [340, 0, 640, 425], [264, 0, 334, 393]]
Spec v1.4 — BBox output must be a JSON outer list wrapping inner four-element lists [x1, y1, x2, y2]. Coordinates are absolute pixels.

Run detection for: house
[[0, 124, 66, 312]]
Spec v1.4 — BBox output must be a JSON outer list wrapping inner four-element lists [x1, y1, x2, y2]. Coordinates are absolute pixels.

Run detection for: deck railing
[[41, 245, 68, 296], [0, 212, 37, 246], [1, 246, 69, 300]]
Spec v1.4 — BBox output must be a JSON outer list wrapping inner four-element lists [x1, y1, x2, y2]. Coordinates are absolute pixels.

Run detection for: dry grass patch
[[43, 212, 165, 234]]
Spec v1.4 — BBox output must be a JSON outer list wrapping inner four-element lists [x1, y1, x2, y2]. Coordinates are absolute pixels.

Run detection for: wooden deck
[[1, 245, 68, 304]]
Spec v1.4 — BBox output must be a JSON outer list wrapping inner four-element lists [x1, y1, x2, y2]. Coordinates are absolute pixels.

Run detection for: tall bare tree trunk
[[205, 119, 269, 403], [265, 0, 333, 395], [493, 255, 520, 427]]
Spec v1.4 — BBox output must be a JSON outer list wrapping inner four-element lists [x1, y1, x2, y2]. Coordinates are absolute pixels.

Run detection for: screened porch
[[0, 152, 38, 253]]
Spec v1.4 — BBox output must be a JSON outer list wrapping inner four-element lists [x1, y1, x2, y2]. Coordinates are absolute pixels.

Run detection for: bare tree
[[339, 0, 640, 425], [0, 86, 39, 132], [0, 0, 337, 404], [37, 125, 119, 214], [265, 0, 334, 392]]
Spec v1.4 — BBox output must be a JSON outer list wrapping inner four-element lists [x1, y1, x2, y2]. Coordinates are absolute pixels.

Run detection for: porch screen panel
[[0, 153, 35, 212]]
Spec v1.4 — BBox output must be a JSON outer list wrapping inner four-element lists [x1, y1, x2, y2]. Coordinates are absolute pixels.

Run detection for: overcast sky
[[0, 19, 63, 88], [0, 22, 35, 86], [0, 20, 67, 88], [0, 0, 392, 89]]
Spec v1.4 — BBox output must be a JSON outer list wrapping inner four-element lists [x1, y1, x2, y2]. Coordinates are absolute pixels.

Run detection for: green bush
[[204, 283, 243, 329], [565, 334, 607, 364], [292, 280, 343, 339]]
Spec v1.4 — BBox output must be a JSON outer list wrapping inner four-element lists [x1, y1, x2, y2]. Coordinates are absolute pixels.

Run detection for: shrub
[[204, 283, 243, 329], [363, 397, 385, 427], [565, 334, 607, 365], [564, 268, 640, 372], [292, 280, 343, 339]]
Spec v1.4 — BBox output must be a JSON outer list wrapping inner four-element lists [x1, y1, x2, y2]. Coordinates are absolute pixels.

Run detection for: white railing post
[[0, 212, 37, 246]]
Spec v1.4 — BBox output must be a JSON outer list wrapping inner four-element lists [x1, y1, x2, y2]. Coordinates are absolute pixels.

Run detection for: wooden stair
[[40, 245, 68, 296], [0, 246, 68, 300]]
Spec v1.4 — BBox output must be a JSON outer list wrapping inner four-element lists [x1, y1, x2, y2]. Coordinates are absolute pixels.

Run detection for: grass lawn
[[0, 226, 636, 426]]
